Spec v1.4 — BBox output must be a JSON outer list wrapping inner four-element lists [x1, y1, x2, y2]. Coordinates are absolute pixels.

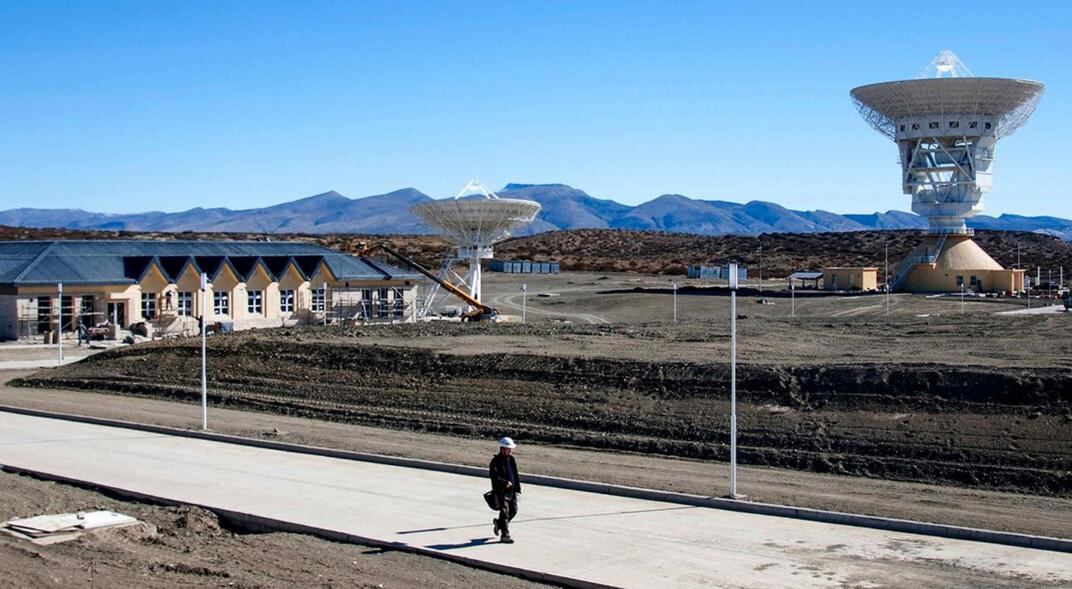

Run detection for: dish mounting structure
[[850, 50, 1044, 236], [409, 179, 541, 317]]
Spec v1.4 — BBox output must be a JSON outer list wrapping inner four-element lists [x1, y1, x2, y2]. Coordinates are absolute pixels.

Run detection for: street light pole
[[323, 282, 328, 326], [885, 242, 890, 317], [961, 284, 965, 315], [521, 283, 527, 324], [757, 245, 763, 291], [728, 262, 739, 499], [200, 272, 208, 431], [672, 282, 678, 323], [790, 280, 795, 318], [57, 282, 63, 365]]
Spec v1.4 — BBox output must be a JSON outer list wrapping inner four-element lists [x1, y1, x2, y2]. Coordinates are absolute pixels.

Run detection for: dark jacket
[[489, 454, 521, 495]]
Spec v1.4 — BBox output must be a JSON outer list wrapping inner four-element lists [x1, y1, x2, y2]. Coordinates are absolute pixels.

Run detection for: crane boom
[[358, 243, 498, 320]]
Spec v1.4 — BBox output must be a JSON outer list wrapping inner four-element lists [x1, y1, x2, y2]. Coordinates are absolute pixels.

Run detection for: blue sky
[[1, 1, 1069, 216]]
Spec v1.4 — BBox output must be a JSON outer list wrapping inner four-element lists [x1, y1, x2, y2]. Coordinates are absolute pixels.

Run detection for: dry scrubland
[[14, 314, 1072, 497]]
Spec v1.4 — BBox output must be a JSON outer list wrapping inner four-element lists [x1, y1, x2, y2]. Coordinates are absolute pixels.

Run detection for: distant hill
[[1, 183, 1070, 241]]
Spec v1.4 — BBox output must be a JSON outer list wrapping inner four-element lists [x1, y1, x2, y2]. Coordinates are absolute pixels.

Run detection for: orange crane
[[357, 243, 499, 321]]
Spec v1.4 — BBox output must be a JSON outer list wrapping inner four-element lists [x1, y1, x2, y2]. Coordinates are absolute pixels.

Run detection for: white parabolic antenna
[[410, 179, 541, 314], [850, 50, 1044, 236]]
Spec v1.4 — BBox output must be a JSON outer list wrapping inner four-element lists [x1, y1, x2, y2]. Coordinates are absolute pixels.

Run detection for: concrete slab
[[0, 412, 1069, 588]]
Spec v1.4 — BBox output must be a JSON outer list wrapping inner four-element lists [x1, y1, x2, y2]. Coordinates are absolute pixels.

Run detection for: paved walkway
[[1, 413, 1069, 588], [998, 304, 1067, 315], [0, 356, 86, 370]]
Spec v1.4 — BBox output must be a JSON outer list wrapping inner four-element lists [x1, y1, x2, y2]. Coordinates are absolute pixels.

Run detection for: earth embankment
[[14, 327, 1071, 496]]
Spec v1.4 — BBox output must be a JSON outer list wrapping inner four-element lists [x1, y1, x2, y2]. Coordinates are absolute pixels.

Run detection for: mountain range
[[2, 184, 1070, 241]]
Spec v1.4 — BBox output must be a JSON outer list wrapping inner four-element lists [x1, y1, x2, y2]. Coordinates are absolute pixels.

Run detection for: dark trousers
[[496, 492, 518, 537]]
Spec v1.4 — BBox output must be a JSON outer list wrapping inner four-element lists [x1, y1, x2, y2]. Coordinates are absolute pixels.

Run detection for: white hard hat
[[498, 437, 517, 449]]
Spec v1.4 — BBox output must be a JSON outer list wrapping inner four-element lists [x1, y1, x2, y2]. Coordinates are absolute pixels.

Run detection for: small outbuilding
[[788, 271, 823, 290], [822, 267, 879, 292]]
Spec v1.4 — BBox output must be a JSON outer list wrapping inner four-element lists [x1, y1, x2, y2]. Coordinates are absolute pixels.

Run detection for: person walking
[[489, 437, 521, 544]]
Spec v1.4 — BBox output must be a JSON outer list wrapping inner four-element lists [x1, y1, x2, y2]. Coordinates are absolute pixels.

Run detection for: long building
[[0, 240, 419, 340]]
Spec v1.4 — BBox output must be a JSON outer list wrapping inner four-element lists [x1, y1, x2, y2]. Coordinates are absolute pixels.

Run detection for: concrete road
[[0, 412, 1069, 589]]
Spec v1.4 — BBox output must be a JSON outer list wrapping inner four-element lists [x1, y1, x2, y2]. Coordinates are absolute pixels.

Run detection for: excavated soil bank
[[15, 323, 1072, 496]]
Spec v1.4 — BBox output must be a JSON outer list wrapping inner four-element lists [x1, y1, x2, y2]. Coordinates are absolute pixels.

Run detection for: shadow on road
[[398, 505, 696, 536], [424, 537, 497, 550]]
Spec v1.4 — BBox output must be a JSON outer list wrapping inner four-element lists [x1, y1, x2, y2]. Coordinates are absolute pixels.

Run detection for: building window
[[141, 292, 157, 320], [899, 124, 905, 132], [911, 123, 919, 131], [214, 292, 230, 316], [361, 288, 373, 318], [247, 290, 263, 315], [176, 292, 193, 317], [280, 289, 295, 313], [392, 288, 405, 318], [970, 275, 979, 287], [80, 296, 94, 322], [60, 296, 73, 331], [969, 121, 978, 129], [949, 121, 959, 129], [928, 121, 939, 129], [956, 276, 964, 286], [377, 287, 389, 318], [984, 122, 992, 130], [37, 297, 52, 333], [311, 288, 325, 312]]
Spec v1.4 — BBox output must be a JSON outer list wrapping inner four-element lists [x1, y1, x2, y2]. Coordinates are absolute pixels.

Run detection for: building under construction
[[0, 240, 419, 341]]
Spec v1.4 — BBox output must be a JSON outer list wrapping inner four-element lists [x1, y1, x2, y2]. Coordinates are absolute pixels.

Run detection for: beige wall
[[903, 266, 1024, 293], [823, 268, 878, 292]]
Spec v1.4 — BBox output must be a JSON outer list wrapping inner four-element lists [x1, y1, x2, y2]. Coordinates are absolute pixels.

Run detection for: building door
[[107, 302, 127, 328]]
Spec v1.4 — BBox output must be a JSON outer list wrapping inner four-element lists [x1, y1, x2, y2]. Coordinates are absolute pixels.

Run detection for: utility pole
[[672, 282, 678, 323], [790, 279, 795, 318], [728, 262, 740, 499], [757, 245, 763, 291], [200, 272, 208, 431], [323, 282, 328, 326], [885, 242, 890, 316], [57, 283, 63, 366]]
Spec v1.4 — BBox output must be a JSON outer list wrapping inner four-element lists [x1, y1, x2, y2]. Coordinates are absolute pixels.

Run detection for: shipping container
[[488, 260, 563, 274]]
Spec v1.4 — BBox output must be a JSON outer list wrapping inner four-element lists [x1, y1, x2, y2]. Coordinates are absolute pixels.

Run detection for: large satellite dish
[[850, 50, 1044, 236], [410, 179, 541, 315], [850, 50, 1044, 292]]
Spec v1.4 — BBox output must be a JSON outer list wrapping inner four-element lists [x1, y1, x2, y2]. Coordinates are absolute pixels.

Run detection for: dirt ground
[[7, 301, 1072, 494], [476, 270, 1062, 324], [0, 469, 551, 589]]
